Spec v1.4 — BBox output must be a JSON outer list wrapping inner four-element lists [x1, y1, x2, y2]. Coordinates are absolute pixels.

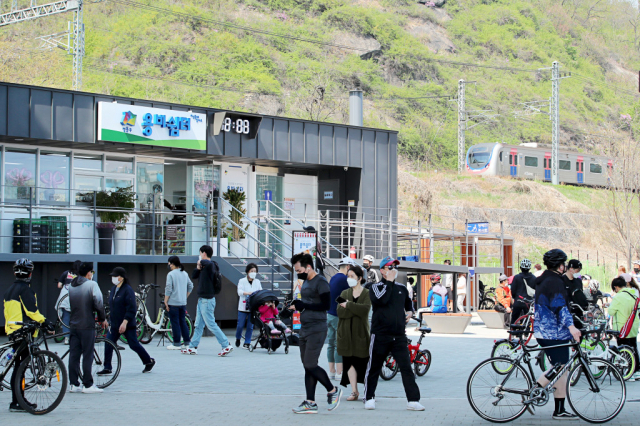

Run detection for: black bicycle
[[0, 321, 68, 415], [467, 323, 625, 423]]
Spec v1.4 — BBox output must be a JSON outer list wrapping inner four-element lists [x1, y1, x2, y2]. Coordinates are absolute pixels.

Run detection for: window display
[[5, 150, 36, 201]]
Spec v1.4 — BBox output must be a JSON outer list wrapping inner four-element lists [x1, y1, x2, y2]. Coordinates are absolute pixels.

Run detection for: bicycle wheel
[[491, 340, 517, 374], [567, 358, 625, 423], [53, 321, 66, 344], [14, 349, 68, 415], [56, 295, 69, 329], [616, 346, 636, 381], [380, 354, 398, 381], [480, 298, 495, 310], [140, 326, 154, 344], [186, 315, 194, 339], [92, 338, 121, 389], [414, 350, 431, 376], [467, 357, 532, 423]]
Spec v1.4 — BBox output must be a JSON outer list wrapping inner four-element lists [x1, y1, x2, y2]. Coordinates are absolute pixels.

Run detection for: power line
[[571, 73, 639, 98]]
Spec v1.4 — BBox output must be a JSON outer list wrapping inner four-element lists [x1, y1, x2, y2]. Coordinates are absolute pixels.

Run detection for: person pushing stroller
[[258, 300, 291, 335]]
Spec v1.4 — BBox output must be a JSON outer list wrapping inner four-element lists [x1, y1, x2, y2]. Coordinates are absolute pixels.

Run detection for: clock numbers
[[222, 117, 232, 132], [221, 117, 251, 135]]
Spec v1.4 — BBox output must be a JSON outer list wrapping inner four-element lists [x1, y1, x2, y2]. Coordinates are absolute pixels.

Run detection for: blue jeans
[[104, 327, 151, 370], [235, 311, 254, 345], [326, 314, 342, 363], [61, 309, 70, 334], [168, 305, 191, 346], [189, 297, 229, 349]]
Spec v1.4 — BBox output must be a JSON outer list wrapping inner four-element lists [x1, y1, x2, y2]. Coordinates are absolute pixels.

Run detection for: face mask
[[167, 264, 172, 271], [386, 269, 398, 282], [248, 272, 257, 279], [199, 253, 203, 260], [347, 278, 358, 287], [111, 277, 120, 285], [363, 263, 370, 270], [635, 268, 640, 274], [574, 273, 581, 279], [297, 272, 308, 281]]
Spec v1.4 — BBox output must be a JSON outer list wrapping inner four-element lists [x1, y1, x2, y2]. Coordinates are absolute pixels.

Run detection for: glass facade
[[5, 150, 36, 201], [40, 152, 70, 203]]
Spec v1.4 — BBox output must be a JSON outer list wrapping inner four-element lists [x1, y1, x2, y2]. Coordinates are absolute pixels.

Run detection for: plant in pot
[[94, 186, 135, 255], [222, 188, 249, 257]]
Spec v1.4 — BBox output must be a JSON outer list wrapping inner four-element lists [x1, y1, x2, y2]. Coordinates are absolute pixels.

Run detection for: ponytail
[[168, 256, 184, 271]]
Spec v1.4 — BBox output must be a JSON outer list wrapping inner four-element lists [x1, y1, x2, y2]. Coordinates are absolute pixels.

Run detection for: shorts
[[537, 339, 570, 366]]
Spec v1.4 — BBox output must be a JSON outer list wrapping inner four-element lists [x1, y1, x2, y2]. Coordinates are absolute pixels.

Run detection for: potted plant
[[222, 188, 249, 257], [93, 186, 135, 255]]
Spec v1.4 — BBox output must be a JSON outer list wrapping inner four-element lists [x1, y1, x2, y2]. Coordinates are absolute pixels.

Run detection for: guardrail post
[[92, 190, 97, 255], [28, 186, 33, 254], [216, 196, 221, 257], [151, 193, 156, 255], [270, 242, 276, 291]]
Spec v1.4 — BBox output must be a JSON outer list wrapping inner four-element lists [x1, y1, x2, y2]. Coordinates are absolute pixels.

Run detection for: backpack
[[619, 292, 640, 339], [211, 260, 222, 295]]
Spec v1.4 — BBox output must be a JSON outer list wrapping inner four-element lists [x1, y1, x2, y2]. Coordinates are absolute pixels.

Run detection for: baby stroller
[[247, 289, 289, 355]]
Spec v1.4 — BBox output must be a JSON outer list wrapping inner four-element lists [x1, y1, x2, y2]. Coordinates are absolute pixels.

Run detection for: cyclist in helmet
[[363, 255, 379, 284], [532, 249, 581, 420], [584, 279, 603, 304], [3, 258, 55, 412], [510, 258, 536, 326], [427, 274, 447, 313]]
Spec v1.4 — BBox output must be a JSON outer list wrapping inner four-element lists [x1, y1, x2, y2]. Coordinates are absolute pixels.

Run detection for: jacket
[[534, 270, 573, 340], [108, 282, 137, 331], [370, 279, 413, 336], [258, 304, 279, 322], [337, 287, 371, 358], [496, 286, 512, 309], [166, 269, 193, 306], [328, 273, 349, 316], [192, 259, 218, 299], [237, 277, 262, 312], [69, 276, 105, 330], [3, 280, 46, 335], [511, 271, 536, 304], [427, 286, 447, 313], [609, 288, 639, 338]]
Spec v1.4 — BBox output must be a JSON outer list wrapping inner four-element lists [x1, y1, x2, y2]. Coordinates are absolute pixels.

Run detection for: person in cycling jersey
[[3, 258, 55, 412], [510, 258, 536, 326], [427, 274, 448, 313], [533, 249, 581, 420]]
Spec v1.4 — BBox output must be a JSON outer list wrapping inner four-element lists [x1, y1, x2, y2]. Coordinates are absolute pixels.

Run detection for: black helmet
[[542, 249, 567, 269], [13, 258, 34, 278]]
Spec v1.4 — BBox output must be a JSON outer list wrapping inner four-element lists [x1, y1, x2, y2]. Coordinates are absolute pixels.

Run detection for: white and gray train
[[465, 143, 612, 186]]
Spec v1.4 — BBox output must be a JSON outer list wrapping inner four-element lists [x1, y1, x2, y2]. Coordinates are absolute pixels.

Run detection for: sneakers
[[64, 337, 69, 345], [284, 328, 292, 333], [142, 359, 156, 373], [181, 347, 197, 355], [292, 400, 318, 414], [271, 330, 281, 335], [8, 402, 35, 412], [327, 387, 342, 411], [235, 338, 240, 347], [181, 344, 188, 350], [335, 372, 342, 381], [632, 372, 640, 381], [407, 401, 425, 411], [96, 369, 112, 376], [82, 385, 103, 394], [329, 373, 336, 380], [69, 385, 83, 393], [243, 343, 250, 350], [167, 345, 182, 350], [552, 411, 579, 420], [218, 346, 234, 357], [364, 399, 376, 410]]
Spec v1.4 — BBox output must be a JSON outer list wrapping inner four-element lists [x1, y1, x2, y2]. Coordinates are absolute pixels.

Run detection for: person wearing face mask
[[364, 256, 423, 411], [236, 263, 262, 349], [326, 257, 355, 381], [562, 259, 588, 327], [608, 277, 640, 381], [100, 267, 155, 375], [633, 261, 640, 284], [336, 265, 371, 401], [531, 249, 581, 420], [164, 256, 193, 350], [363, 255, 379, 284]]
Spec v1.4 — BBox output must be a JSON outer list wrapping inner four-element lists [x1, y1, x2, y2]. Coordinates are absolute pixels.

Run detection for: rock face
[[406, 17, 456, 54]]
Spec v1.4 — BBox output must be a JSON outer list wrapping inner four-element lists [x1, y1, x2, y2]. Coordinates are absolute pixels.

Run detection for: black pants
[[69, 328, 96, 388], [299, 330, 333, 401], [618, 337, 640, 373], [10, 342, 26, 404], [105, 327, 151, 370], [364, 334, 420, 402], [510, 301, 528, 327]]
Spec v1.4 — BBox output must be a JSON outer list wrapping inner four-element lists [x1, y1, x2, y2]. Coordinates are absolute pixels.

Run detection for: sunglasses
[[385, 265, 397, 270]]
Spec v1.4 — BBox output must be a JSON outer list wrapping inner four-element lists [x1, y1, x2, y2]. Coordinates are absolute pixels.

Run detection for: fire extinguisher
[[350, 246, 356, 259]]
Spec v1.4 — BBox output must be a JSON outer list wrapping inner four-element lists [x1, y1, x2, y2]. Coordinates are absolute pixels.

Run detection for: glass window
[[192, 165, 217, 210], [5, 150, 36, 201], [40, 152, 70, 203], [524, 156, 538, 167], [105, 178, 133, 191], [137, 163, 164, 209], [105, 157, 133, 174], [559, 160, 571, 171], [468, 151, 490, 167], [74, 175, 102, 203], [590, 163, 602, 174], [74, 154, 102, 171]]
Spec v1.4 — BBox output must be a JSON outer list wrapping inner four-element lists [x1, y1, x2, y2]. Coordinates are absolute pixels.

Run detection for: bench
[[418, 311, 472, 334], [477, 310, 508, 329]]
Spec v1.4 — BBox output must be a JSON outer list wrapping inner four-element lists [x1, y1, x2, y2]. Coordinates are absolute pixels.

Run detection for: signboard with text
[[467, 222, 489, 234]]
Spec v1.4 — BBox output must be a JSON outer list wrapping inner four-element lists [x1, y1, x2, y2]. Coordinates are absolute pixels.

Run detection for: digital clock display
[[211, 111, 262, 139]]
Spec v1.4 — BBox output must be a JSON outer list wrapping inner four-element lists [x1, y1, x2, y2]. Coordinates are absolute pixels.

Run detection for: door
[[509, 149, 518, 176], [186, 163, 219, 256], [543, 153, 551, 182], [256, 174, 283, 258], [576, 156, 584, 184], [318, 179, 341, 258]]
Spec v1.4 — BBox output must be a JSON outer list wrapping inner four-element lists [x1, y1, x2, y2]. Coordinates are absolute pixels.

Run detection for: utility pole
[[457, 79, 465, 173], [71, 0, 83, 90], [551, 61, 560, 185]]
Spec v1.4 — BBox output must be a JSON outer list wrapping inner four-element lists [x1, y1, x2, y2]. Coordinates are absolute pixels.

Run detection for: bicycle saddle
[[419, 327, 432, 334]]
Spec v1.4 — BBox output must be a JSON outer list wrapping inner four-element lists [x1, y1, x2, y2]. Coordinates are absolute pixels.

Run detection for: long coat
[[336, 287, 371, 358]]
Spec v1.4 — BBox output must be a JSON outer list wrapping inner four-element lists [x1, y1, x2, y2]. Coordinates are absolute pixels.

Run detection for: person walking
[[164, 256, 193, 350], [68, 262, 107, 394], [289, 252, 342, 414], [363, 255, 379, 284], [510, 259, 536, 324], [456, 272, 467, 313], [56, 260, 82, 345], [494, 274, 512, 328], [327, 257, 354, 381], [100, 267, 155, 375], [337, 265, 371, 401], [363, 256, 424, 411], [236, 263, 262, 349], [608, 277, 640, 381], [182, 245, 233, 356]]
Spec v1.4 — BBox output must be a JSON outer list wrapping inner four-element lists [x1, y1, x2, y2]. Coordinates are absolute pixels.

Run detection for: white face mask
[[347, 278, 358, 288], [248, 272, 257, 279], [111, 276, 120, 285]]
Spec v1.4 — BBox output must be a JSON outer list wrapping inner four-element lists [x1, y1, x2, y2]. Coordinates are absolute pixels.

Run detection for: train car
[[465, 143, 611, 186]]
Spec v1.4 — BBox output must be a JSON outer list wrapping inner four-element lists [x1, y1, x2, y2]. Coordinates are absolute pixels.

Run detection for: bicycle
[[380, 319, 432, 380], [0, 321, 68, 415], [479, 286, 497, 310], [467, 323, 626, 423], [136, 284, 194, 345]]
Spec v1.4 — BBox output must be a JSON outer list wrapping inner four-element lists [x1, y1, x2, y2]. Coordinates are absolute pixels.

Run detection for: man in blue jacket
[[99, 267, 154, 375]]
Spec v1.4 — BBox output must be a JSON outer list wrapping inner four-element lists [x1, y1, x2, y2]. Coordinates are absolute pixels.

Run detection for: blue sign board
[[264, 190, 272, 201], [467, 222, 489, 234]]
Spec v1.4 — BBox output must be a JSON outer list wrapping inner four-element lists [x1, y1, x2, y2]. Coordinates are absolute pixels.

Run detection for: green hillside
[[1, 0, 638, 168]]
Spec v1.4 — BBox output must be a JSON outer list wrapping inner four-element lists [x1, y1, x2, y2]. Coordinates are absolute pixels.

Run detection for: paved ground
[[2, 320, 640, 425]]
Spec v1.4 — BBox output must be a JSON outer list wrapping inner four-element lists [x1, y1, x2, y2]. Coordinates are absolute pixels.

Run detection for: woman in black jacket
[[99, 267, 155, 375]]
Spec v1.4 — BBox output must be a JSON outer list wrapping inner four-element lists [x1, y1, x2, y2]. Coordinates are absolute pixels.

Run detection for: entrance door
[[186, 163, 219, 256], [543, 152, 551, 182], [256, 174, 283, 258], [576, 156, 584, 184], [509, 149, 518, 176]]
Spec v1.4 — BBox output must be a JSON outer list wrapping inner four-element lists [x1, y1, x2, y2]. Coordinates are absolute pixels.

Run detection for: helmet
[[13, 258, 34, 278], [363, 255, 374, 262], [431, 274, 441, 283], [520, 258, 532, 270], [542, 249, 567, 269], [589, 280, 600, 292]]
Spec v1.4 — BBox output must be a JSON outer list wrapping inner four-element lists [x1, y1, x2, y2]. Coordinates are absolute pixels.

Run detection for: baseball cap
[[567, 259, 582, 270], [620, 273, 632, 283], [499, 274, 508, 282], [379, 256, 400, 270], [338, 257, 356, 266], [109, 266, 127, 278]]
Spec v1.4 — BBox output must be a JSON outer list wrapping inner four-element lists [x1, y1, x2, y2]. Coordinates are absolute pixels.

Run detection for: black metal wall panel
[[274, 119, 289, 162], [133, 101, 152, 107], [7, 87, 30, 138], [0, 85, 7, 136], [389, 132, 398, 218], [376, 131, 389, 211], [74, 95, 94, 143], [334, 126, 348, 167], [224, 130, 241, 157], [290, 121, 304, 163], [240, 133, 257, 159], [52, 92, 73, 142], [304, 123, 319, 164], [348, 128, 362, 169], [30, 90, 52, 140], [320, 125, 333, 165], [258, 118, 273, 159]]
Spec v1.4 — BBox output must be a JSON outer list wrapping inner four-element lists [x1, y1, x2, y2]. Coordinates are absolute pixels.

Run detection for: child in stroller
[[258, 301, 291, 335]]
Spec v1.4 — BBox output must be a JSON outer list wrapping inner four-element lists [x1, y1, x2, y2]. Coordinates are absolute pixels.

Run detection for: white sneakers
[[167, 345, 182, 350], [631, 372, 640, 381], [181, 347, 197, 355], [364, 399, 376, 410], [69, 385, 82, 393], [407, 401, 425, 411], [81, 385, 103, 394], [335, 372, 343, 381]]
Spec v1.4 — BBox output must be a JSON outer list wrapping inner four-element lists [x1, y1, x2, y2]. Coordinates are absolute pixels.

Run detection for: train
[[465, 143, 612, 186]]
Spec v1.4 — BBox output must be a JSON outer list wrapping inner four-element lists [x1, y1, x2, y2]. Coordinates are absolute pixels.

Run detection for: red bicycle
[[380, 325, 432, 380]]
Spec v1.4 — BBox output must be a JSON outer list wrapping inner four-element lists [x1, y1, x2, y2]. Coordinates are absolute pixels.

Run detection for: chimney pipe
[[349, 81, 363, 127]]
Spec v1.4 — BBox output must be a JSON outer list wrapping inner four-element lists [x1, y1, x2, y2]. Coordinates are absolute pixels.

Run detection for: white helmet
[[520, 258, 532, 270], [363, 255, 374, 262]]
